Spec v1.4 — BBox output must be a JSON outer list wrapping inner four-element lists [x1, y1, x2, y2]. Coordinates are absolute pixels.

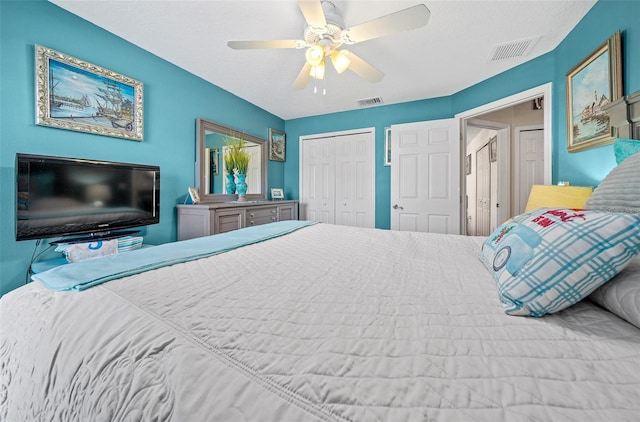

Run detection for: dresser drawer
[[247, 206, 277, 226], [278, 204, 297, 221], [215, 209, 244, 234]]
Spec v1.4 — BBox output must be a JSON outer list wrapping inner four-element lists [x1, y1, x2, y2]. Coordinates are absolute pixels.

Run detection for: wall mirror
[[196, 118, 267, 202]]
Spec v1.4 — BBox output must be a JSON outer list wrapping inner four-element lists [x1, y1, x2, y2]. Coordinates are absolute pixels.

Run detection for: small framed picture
[[532, 96, 544, 110], [270, 188, 284, 200], [269, 128, 286, 161], [188, 186, 200, 204], [384, 127, 391, 166], [489, 137, 498, 162]]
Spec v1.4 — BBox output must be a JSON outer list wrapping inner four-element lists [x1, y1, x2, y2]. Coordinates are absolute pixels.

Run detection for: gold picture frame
[[35, 45, 144, 141], [566, 32, 622, 152]]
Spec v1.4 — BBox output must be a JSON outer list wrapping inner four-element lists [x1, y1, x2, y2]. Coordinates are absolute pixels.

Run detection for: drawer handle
[[250, 213, 255, 217], [250, 220, 254, 225]]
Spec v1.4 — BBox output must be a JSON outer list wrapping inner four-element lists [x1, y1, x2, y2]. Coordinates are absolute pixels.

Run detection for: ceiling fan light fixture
[[330, 50, 350, 73], [309, 60, 325, 79], [305, 44, 325, 66]]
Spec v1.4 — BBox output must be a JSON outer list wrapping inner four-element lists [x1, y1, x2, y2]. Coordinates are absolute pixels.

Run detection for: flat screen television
[[16, 153, 160, 241]]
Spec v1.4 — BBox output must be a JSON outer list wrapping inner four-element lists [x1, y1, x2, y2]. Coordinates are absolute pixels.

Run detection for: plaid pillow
[[479, 208, 640, 317]]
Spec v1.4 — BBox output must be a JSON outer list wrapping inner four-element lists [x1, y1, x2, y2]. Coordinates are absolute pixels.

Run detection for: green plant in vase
[[223, 135, 251, 200], [223, 149, 236, 195], [234, 149, 251, 202]]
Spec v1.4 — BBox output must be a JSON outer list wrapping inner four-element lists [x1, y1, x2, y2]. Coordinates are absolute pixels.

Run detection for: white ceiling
[[50, 0, 596, 120]]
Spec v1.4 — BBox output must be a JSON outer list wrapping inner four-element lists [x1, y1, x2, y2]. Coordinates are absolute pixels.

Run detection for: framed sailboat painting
[[35, 45, 144, 141], [565, 32, 622, 153]]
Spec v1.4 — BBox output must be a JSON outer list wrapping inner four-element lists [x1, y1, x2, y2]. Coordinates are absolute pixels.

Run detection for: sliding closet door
[[300, 129, 375, 228], [335, 133, 375, 227]]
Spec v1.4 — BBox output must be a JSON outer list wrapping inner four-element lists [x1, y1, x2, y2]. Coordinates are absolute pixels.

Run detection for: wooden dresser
[[177, 200, 298, 240]]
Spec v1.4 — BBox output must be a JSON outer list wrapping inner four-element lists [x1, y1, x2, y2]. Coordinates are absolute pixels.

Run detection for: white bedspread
[[2, 223, 640, 421]]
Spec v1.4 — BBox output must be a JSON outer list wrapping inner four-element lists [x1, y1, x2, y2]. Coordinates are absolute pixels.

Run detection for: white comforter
[[2, 223, 640, 421]]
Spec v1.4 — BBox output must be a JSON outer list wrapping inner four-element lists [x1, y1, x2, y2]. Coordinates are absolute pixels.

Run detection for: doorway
[[465, 121, 509, 235], [457, 83, 551, 235]]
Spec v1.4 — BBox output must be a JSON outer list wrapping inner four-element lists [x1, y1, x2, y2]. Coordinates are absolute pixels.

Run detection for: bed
[[2, 151, 640, 421]]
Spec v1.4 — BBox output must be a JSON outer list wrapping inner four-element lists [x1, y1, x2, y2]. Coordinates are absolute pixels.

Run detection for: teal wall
[[552, 0, 640, 186], [1, 0, 638, 296], [0, 0, 285, 295]]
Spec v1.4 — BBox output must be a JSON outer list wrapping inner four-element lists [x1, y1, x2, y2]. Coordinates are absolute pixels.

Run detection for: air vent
[[489, 37, 540, 61], [357, 97, 384, 107]]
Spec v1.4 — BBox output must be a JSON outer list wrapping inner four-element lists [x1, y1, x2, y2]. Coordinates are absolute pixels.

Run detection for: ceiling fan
[[227, 0, 431, 90]]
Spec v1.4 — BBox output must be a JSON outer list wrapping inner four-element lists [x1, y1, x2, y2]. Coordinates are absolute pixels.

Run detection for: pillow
[[54, 239, 118, 263], [585, 151, 640, 213], [589, 255, 640, 328], [614, 138, 640, 165], [479, 208, 640, 317]]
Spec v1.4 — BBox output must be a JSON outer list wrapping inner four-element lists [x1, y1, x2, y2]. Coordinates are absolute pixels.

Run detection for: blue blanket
[[34, 220, 317, 291]]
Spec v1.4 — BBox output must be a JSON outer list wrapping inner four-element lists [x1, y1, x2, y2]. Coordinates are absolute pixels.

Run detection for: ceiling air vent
[[489, 36, 540, 61], [357, 97, 384, 107]]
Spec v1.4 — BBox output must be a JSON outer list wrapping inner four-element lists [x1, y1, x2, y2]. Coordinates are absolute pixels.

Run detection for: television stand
[[50, 230, 140, 245]]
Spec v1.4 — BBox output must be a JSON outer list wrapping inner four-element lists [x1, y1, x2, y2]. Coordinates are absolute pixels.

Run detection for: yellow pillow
[[524, 185, 593, 212]]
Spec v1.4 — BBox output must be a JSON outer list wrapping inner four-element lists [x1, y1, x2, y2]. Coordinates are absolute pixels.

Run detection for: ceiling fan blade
[[341, 4, 431, 44], [341, 50, 384, 83], [293, 62, 312, 90], [297, 0, 326, 28], [227, 40, 306, 49]]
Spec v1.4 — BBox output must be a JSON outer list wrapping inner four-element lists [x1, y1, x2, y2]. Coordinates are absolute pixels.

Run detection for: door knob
[[393, 204, 404, 210]]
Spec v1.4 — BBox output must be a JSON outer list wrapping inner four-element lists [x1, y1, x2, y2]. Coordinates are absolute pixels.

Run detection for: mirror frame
[[196, 118, 267, 202]]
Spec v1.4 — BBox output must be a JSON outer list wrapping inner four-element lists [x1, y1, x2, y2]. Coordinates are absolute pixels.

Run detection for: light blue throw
[[34, 220, 317, 291]]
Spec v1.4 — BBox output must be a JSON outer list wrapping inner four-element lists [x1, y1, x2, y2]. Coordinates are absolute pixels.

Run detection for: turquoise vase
[[236, 173, 247, 200], [225, 173, 236, 194]]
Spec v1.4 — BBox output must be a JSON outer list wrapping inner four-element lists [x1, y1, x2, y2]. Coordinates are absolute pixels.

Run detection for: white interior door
[[515, 127, 544, 214], [390, 119, 460, 234]]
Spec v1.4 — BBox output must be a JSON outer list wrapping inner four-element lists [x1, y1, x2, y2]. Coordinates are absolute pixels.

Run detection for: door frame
[[456, 83, 552, 234]]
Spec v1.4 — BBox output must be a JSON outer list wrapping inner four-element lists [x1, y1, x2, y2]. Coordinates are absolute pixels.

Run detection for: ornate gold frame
[[566, 32, 622, 152], [35, 45, 144, 141]]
